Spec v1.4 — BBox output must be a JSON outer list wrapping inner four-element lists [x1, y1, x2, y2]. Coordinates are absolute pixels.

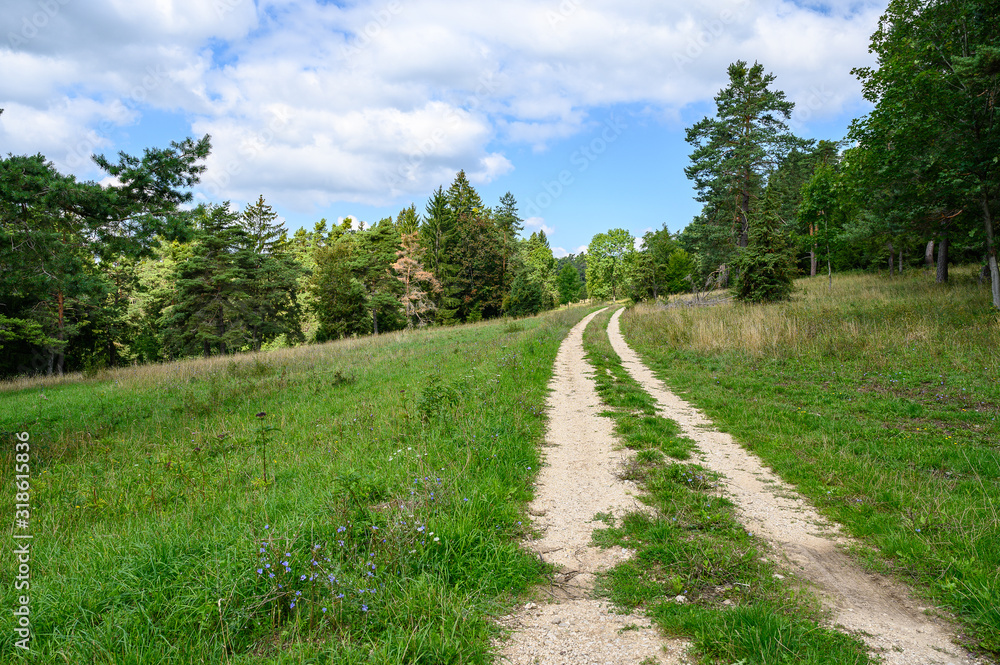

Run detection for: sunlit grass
[[622, 267, 1000, 656], [0, 307, 597, 663]]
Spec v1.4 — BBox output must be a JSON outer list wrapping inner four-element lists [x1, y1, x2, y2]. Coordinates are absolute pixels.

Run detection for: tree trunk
[[982, 194, 1000, 309], [925, 241, 935, 271], [899, 246, 904, 273], [738, 179, 750, 248], [809, 223, 817, 276], [887, 242, 895, 277], [56, 290, 65, 375], [826, 217, 832, 291], [936, 234, 949, 283], [372, 308, 379, 335]]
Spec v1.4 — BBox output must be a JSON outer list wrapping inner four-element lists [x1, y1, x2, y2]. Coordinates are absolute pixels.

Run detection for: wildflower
[[362, 605, 368, 612], [257, 568, 263, 574]]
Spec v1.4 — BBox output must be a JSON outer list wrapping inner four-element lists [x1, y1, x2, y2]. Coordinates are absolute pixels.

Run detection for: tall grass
[[621, 268, 1000, 656], [0, 307, 596, 664]]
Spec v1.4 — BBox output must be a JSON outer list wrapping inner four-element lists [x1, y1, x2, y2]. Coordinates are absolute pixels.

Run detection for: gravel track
[[607, 307, 980, 665], [497, 309, 691, 665]]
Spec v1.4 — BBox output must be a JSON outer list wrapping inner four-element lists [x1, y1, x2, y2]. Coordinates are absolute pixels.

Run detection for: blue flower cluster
[[254, 524, 379, 620]]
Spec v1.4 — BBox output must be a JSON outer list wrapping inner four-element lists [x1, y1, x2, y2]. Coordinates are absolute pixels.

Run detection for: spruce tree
[[238, 196, 304, 349], [420, 186, 461, 323], [733, 188, 796, 303], [164, 204, 251, 357]]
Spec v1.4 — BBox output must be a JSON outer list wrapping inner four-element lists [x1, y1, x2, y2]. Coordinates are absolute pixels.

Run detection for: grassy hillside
[[621, 268, 1000, 656], [0, 306, 596, 664]]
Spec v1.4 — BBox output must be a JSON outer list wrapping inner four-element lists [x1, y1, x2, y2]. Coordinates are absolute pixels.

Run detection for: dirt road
[[498, 308, 979, 664]]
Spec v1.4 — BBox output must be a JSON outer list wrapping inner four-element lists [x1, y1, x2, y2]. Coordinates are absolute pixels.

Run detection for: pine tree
[[686, 61, 805, 251], [395, 204, 421, 235], [420, 186, 461, 323], [495, 191, 524, 297], [352, 220, 404, 335], [310, 236, 369, 341]]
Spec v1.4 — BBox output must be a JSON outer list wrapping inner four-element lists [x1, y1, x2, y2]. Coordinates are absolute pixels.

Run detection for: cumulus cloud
[[524, 216, 556, 237], [1, 0, 882, 211]]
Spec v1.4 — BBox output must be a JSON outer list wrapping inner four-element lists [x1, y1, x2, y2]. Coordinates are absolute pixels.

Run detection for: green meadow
[[1, 268, 997, 663], [0, 306, 596, 664]]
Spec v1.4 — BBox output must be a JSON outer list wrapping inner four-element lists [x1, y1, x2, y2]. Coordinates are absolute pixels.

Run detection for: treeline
[[675, 0, 998, 307], [0, 150, 610, 377]]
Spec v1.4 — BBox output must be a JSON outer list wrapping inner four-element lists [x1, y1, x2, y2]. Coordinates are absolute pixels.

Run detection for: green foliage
[[629, 225, 698, 301], [733, 190, 797, 303], [505, 272, 546, 318], [587, 228, 635, 300], [557, 262, 583, 305], [849, 0, 1000, 306], [311, 236, 370, 341], [0, 137, 210, 376]]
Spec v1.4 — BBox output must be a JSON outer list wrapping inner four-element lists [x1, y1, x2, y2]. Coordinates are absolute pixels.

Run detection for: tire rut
[[607, 307, 980, 665], [497, 309, 691, 665]]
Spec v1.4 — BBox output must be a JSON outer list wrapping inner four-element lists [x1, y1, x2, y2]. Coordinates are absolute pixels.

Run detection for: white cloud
[[524, 216, 555, 237], [2, 0, 882, 210]]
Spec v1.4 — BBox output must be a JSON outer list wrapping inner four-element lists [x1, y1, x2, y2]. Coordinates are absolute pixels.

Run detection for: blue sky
[[1, 0, 884, 257]]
